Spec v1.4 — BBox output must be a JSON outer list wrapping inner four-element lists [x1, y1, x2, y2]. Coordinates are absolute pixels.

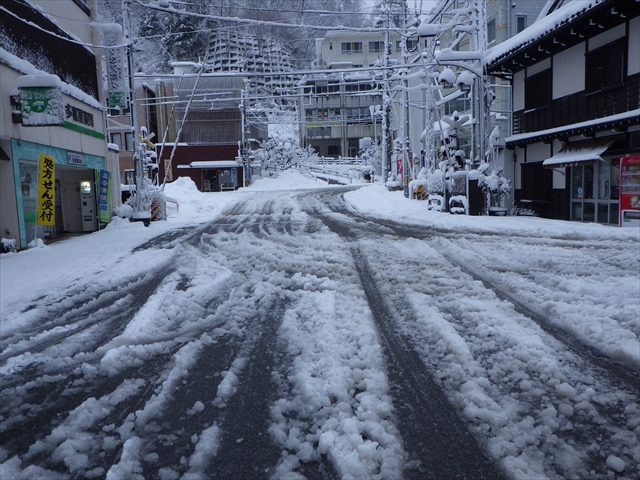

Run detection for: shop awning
[[542, 137, 618, 169], [189, 161, 241, 169]]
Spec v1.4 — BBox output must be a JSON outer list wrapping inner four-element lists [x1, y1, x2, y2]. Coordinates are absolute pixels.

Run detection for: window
[[125, 132, 134, 151], [586, 40, 625, 93], [341, 42, 362, 54], [524, 69, 551, 110], [328, 145, 340, 156], [516, 15, 526, 34], [407, 39, 418, 51], [110, 132, 122, 150], [487, 19, 496, 44], [108, 106, 130, 116], [369, 41, 383, 53]]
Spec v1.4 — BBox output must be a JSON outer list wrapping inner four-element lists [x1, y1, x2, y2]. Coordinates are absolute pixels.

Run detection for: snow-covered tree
[[255, 138, 320, 175]]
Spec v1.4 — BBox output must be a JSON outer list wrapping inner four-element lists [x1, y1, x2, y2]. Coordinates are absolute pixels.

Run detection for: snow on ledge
[[485, 0, 604, 66]]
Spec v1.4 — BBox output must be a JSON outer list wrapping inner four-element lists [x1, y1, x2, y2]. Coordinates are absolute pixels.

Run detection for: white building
[[0, 0, 118, 250], [299, 30, 403, 160]]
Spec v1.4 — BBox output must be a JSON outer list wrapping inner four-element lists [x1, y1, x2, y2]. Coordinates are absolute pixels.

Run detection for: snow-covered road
[[1, 175, 638, 480]]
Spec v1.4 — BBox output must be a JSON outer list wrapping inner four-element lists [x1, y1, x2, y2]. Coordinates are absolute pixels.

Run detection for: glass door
[[571, 160, 619, 224]]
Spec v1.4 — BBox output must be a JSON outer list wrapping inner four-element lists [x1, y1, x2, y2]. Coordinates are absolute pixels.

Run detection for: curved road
[[1, 187, 638, 479]]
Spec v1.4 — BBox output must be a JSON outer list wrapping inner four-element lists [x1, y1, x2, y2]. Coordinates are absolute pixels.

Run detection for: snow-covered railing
[[312, 156, 366, 166], [300, 162, 373, 186]]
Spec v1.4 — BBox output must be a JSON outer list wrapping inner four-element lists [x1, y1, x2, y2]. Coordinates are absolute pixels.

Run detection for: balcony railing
[[513, 73, 639, 135]]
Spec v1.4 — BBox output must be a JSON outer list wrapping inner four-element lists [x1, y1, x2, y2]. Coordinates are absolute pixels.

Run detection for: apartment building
[[300, 30, 402, 159]]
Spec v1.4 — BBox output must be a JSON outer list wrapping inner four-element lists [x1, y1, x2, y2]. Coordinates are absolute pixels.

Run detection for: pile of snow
[[246, 169, 325, 191]]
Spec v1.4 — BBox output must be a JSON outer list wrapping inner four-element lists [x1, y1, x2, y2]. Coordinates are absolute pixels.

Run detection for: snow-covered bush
[[477, 163, 512, 206], [1, 238, 16, 254], [360, 141, 382, 177], [361, 166, 375, 181]]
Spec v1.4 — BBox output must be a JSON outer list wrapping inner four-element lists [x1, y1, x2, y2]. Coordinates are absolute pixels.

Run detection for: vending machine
[[80, 180, 97, 232], [619, 156, 640, 227]]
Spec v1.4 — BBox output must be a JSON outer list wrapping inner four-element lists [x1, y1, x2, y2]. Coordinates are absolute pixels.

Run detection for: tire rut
[[313, 210, 504, 479], [437, 249, 640, 393]]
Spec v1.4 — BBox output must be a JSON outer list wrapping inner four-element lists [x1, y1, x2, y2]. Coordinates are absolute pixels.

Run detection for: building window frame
[[341, 42, 362, 54], [124, 132, 134, 151], [110, 132, 122, 150], [585, 39, 625, 93], [369, 41, 383, 53], [524, 69, 551, 111], [487, 19, 496, 44]]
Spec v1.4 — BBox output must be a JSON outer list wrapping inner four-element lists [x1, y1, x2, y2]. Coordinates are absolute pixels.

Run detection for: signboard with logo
[[19, 86, 64, 126]]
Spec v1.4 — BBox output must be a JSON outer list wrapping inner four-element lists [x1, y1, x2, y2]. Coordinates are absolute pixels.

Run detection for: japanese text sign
[[37, 154, 55, 226]]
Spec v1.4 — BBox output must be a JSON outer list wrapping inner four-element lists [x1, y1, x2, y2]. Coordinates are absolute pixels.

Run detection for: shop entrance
[[203, 169, 218, 192], [57, 166, 97, 234], [570, 159, 619, 224]]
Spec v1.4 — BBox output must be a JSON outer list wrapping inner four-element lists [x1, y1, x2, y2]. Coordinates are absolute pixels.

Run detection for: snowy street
[[1, 173, 639, 480]]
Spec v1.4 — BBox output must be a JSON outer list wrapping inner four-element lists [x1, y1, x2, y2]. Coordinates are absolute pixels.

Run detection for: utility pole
[[380, 2, 392, 185], [401, 0, 410, 197], [122, 0, 150, 224]]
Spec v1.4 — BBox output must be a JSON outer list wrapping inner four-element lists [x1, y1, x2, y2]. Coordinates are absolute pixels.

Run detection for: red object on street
[[619, 156, 640, 227]]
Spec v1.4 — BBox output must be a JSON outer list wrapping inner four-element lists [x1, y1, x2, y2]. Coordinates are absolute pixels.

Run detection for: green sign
[[108, 91, 127, 109], [19, 86, 64, 126]]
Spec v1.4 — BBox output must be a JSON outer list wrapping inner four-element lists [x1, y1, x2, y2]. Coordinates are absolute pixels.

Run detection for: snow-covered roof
[[0, 48, 103, 109], [182, 161, 241, 169], [485, 0, 604, 66], [505, 109, 640, 144]]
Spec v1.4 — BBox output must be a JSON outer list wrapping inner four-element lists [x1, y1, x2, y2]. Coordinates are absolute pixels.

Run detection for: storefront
[[11, 139, 111, 247], [543, 137, 621, 225], [568, 158, 620, 224], [189, 161, 242, 192], [158, 144, 244, 192]]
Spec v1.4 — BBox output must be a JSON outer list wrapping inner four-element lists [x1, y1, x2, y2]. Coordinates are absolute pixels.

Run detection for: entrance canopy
[[543, 137, 618, 169], [188, 161, 240, 169]]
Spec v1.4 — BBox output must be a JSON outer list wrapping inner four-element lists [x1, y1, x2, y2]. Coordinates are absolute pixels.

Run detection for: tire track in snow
[[203, 298, 287, 479], [0, 262, 176, 375], [306, 190, 639, 479], [434, 248, 640, 393], [318, 194, 639, 390], [314, 211, 504, 479]]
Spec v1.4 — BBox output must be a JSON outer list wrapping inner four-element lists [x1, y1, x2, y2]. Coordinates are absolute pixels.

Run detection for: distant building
[[154, 63, 267, 192], [487, 0, 640, 222], [0, 0, 119, 250], [107, 82, 159, 187], [300, 30, 403, 159]]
